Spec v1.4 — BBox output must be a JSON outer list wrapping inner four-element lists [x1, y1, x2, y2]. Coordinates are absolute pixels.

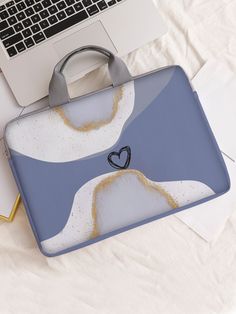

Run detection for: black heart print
[[108, 146, 131, 170]]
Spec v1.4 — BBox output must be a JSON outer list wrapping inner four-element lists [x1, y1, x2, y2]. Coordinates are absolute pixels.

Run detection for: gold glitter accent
[[90, 170, 178, 239], [54, 87, 123, 132]]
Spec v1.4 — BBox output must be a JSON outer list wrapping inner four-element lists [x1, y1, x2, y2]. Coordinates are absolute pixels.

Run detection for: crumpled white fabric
[[1, 1, 236, 313]]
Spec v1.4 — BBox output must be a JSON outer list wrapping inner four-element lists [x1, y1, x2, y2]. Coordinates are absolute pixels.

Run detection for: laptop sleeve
[[4, 46, 230, 257]]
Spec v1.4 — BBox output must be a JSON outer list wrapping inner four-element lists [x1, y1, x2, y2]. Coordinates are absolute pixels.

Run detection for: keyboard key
[[31, 13, 41, 23], [74, 2, 83, 11], [25, 7, 34, 16], [22, 28, 32, 37], [107, 0, 116, 6], [56, 11, 66, 20], [25, 0, 35, 6], [23, 18, 32, 27], [0, 27, 14, 40], [48, 5, 58, 14], [7, 46, 17, 57], [6, 1, 14, 7], [82, 0, 92, 7], [39, 9, 49, 18], [33, 31, 45, 43], [7, 16, 17, 25], [31, 24, 40, 33], [40, 19, 49, 28], [16, 2, 26, 11], [24, 37, 35, 48], [3, 32, 23, 47], [44, 9, 88, 38], [0, 20, 8, 30], [87, 4, 98, 15], [97, 0, 107, 10], [65, 6, 74, 15], [65, 0, 75, 5], [48, 15, 58, 24], [33, 3, 43, 12], [16, 41, 26, 52], [0, 5, 6, 11], [8, 6, 17, 15], [0, 10, 9, 19], [57, 1, 66, 10], [14, 22, 23, 31], [16, 11, 26, 20], [42, 0, 51, 8]]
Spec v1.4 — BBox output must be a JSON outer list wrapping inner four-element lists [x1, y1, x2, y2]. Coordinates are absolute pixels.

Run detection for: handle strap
[[49, 45, 132, 107]]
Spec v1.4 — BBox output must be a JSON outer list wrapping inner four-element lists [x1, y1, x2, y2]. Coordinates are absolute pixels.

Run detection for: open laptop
[[0, 0, 167, 106]]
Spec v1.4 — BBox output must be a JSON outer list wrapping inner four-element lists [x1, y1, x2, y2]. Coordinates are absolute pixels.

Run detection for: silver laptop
[[0, 0, 167, 106]]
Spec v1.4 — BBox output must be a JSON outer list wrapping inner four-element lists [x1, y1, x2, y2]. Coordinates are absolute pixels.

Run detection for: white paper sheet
[[0, 73, 46, 219], [0, 74, 23, 139], [192, 59, 236, 160], [0, 74, 21, 219], [176, 59, 236, 242], [0, 139, 19, 219]]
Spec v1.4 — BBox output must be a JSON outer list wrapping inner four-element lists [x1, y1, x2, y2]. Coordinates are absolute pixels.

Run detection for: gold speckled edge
[[90, 170, 178, 239], [0, 194, 20, 222], [54, 86, 123, 132]]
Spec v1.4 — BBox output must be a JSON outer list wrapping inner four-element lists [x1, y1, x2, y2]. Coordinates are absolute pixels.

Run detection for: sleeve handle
[[49, 45, 132, 107]]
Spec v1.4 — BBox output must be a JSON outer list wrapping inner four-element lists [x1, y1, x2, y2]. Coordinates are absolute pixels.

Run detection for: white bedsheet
[[1, 1, 236, 313]]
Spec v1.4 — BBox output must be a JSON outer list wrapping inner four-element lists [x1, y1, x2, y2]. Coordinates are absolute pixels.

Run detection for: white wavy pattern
[[41, 172, 214, 255], [6, 82, 135, 163]]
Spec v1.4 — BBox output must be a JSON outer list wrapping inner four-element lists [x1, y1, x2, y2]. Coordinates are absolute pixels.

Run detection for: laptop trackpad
[[53, 21, 117, 82]]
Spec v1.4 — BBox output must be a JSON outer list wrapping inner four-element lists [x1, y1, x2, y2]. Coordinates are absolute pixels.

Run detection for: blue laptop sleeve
[[4, 46, 230, 257]]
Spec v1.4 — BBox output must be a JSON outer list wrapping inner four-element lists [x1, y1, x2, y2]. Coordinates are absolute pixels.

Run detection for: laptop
[[0, 0, 167, 106]]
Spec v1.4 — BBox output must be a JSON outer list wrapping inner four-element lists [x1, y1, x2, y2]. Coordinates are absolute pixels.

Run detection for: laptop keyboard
[[0, 0, 123, 58]]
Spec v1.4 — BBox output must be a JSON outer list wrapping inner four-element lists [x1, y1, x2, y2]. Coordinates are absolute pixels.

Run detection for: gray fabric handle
[[49, 45, 133, 107]]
